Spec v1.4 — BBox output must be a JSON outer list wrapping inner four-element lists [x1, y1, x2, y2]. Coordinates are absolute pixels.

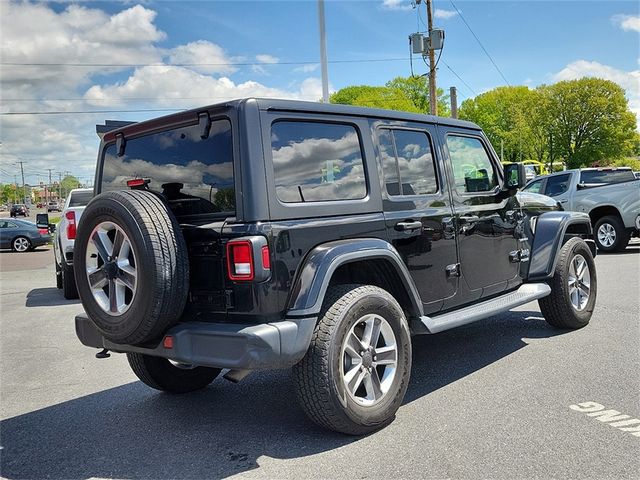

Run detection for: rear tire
[[12, 236, 31, 252], [62, 262, 79, 300], [539, 237, 597, 329], [594, 215, 629, 252], [127, 353, 221, 393], [293, 284, 412, 435]]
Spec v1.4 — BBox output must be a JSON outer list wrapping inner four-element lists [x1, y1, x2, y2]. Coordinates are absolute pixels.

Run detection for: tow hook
[[95, 348, 111, 359]]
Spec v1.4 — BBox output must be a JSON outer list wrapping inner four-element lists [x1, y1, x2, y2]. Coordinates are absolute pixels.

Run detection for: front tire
[[594, 215, 629, 252], [12, 236, 31, 252], [127, 353, 221, 393], [293, 284, 412, 435], [62, 262, 79, 299], [539, 237, 597, 329]]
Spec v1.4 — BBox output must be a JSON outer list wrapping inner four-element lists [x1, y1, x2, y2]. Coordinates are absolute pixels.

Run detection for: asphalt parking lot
[[1, 243, 638, 479]]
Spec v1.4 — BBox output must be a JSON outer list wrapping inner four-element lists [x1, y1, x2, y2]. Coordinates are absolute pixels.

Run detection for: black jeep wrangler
[[74, 99, 597, 435]]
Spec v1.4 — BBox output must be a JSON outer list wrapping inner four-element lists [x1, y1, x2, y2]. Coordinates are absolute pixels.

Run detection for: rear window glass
[[101, 119, 234, 217], [580, 170, 635, 184], [68, 191, 93, 207], [270, 121, 367, 203]]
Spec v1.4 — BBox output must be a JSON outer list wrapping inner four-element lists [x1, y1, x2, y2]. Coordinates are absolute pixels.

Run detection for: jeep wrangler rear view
[[74, 98, 597, 435]]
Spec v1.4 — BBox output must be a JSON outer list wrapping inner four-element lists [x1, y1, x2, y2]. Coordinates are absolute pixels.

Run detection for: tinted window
[[523, 179, 544, 194], [378, 129, 437, 196], [580, 170, 636, 184], [271, 121, 366, 203], [68, 191, 94, 207], [102, 119, 234, 217], [446, 136, 498, 193], [544, 174, 571, 197]]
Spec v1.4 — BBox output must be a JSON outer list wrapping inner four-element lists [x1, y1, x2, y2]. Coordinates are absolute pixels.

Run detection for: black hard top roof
[[101, 97, 479, 140]]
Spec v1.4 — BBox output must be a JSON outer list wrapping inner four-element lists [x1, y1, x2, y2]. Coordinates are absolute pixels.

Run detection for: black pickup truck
[[73, 99, 597, 435]]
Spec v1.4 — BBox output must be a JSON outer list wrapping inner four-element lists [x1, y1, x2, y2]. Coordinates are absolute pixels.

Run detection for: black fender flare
[[286, 238, 423, 318], [528, 211, 594, 281]]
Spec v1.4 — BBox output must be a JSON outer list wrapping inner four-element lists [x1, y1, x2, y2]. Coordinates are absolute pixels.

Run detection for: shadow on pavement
[[0, 311, 565, 479], [25, 287, 80, 307]]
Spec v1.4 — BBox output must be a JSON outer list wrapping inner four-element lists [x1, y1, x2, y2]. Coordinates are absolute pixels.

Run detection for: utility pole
[[426, 0, 437, 116], [13, 175, 18, 204], [318, 0, 329, 103], [16, 161, 26, 204], [47, 168, 53, 205], [57, 172, 63, 200], [450, 86, 458, 119]]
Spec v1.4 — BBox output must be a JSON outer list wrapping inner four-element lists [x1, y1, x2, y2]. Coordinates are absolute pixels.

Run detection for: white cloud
[[255, 54, 279, 64], [552, 60, 640, 127], [434, 9, 458, 20], [381, 0, 412, 12], [293, 63, 320, 73], [612, 14, 640, 32], [84, 66, 323, 108], [168, 41, 238, 75]]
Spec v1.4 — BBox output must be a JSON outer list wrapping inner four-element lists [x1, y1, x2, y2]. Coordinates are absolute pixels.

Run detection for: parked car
[[72, 99, 597, 435], [10, 204, 29, 217], [53, 188, 94, 299], [523, 167, 640, 252], [0, 218, 51, 252], [0, 204, 7, 212], [47, 201, 62, 212]]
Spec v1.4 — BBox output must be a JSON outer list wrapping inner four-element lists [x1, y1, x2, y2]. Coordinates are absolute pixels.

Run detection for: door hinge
[[446, 263, 460, 278], [509, 249, 530, 263]]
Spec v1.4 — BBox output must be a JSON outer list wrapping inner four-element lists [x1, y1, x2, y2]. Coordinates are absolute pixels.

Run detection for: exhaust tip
[[223, 369, 252, 384]]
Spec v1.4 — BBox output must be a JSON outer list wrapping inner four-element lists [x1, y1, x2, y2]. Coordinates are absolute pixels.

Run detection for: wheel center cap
[[104, 261, 118, 279], [362, 351, 373, 368]]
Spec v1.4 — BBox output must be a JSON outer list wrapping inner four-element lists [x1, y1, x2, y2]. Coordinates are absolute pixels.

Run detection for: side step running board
[[420, 283, 551, 334]]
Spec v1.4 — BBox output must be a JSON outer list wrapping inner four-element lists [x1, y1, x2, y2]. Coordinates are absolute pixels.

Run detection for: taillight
[[66, 211, 76, 240], [38, 228, 49, 235], [227, 240, 254, 281]]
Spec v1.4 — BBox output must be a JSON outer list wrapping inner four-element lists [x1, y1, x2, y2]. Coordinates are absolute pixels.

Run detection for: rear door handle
[[395, 221, 423, 232]]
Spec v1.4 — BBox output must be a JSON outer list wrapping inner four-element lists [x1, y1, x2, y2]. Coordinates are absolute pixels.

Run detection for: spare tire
[[74, 190, 189, 345]]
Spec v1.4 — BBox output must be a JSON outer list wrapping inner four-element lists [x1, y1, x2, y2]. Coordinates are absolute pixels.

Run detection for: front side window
[[544, 173, 571, 197], [446, 135, 498, 193], [101, 119, 234, 217], [523, 179, 543, 194], [378, 129, 438, 196], [270, 121, 367, 203]]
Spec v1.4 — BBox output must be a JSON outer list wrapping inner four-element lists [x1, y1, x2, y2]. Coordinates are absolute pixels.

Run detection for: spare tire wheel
[[73, 190, 189, 345]]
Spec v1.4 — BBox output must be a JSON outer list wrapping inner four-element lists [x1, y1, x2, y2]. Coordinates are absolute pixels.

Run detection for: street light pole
[[318, 0, 329, 103]]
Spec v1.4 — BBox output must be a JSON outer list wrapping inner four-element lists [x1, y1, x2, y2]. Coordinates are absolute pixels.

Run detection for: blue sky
[[1, 0, 638, 185]]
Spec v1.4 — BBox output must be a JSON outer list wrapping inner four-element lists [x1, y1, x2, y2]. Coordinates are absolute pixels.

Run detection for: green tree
[[329, 76, 450, 116], [545, 78, 637, 168], [60, 175, 81, 198]]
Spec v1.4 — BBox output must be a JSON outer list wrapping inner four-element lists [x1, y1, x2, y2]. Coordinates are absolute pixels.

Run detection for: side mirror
[[36, 213, 49, 229], [503, 163, 527, 190]]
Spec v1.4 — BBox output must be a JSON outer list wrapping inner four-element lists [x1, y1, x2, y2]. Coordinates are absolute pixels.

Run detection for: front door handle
[[395, 221, 423, 232]]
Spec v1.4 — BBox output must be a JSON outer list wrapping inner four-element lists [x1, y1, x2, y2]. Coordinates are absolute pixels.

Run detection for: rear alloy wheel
[[539, 237, 597, 329], [594, 215, 629, 252], [12, 236, 31, 252], [294, 284, 412, 435]]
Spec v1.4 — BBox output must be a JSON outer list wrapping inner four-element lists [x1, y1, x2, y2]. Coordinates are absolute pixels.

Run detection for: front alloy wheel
[[567, 254, 591, 311]]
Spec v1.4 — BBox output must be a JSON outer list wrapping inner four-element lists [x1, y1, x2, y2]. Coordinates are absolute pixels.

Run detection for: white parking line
[[570, 402, 640, 437]]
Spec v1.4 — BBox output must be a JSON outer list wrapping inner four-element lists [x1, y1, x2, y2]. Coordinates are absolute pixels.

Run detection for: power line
[[0, 57, 407, 68], [449, 1, 510, 86], [441, 61, 477, 96], [1, 108, 186, 116]]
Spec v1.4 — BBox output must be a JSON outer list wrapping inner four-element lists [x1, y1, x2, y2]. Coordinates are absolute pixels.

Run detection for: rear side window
[[446, 135, 498, 193], [101, 119, 234, 217], [378, 129, 438, 196], [580, 170, 635, 184], [270, 121, 366, 203], [68, 191, 93, 207], [544, 174, 571, 197]]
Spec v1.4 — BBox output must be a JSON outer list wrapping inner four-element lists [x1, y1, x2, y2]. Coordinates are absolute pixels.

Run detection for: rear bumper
[[75, 314, 316, 370]]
